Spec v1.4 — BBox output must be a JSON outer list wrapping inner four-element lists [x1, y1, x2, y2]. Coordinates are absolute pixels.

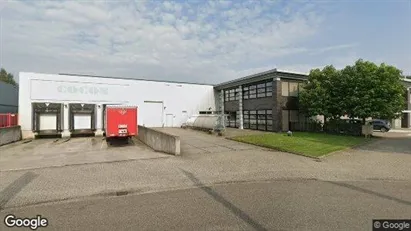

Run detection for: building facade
[[214, 69, 308, 132], [392, 79, 411, 129], [18, 72, 216, 139], [0, 81, 18, 113]]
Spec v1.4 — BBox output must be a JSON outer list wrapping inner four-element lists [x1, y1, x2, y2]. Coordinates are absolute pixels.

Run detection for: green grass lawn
[[230, 132, 371, 158]]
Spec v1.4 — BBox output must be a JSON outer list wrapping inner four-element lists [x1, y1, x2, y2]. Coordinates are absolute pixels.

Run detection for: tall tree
[[0, 68, 17, 86], [299, 65, 342, 121], [340, 59, 405, 122]]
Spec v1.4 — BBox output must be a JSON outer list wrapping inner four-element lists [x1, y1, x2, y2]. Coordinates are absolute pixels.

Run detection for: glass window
[[243, 87, 249, 100], [257, 83, 265, 89], [266, 81, 272, 87], [267, 125, 273, 131], [249, 85, 256, 90], [258, 119, 266, 124], [282, 82, 289, 96], [249, 93, 256, 99], [258, 124, 266, 131], [289, 82, 299, 97], [266, 85, 272, 97], [250, 110, 257, 114], [257, 88, 265, 93]]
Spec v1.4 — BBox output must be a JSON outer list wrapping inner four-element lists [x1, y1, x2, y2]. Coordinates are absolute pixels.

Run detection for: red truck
[[104, 105, 138, 144]]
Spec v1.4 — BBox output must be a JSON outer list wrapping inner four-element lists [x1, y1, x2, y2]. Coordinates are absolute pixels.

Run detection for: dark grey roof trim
[[214, 69, 308, 90], [58, 73, 214, 86]]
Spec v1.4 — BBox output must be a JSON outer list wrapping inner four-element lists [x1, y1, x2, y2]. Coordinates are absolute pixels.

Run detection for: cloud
[[1, 0, 409, 84]]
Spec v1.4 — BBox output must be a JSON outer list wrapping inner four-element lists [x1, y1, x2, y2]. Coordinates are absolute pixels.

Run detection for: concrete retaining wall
[[0, 126, 22, 146], [137, 126, 181, 155]]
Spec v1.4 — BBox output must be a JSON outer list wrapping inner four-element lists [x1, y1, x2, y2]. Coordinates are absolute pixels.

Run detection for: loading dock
[[32, 102, 63, 136], [69, 103, 96, 135]]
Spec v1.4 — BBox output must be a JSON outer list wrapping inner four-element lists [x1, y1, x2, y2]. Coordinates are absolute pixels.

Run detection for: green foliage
[[0, 68, 17, 86], [300, 59, 406, 123], [299, 65, 342, 119], [231, 132, 368, 157]]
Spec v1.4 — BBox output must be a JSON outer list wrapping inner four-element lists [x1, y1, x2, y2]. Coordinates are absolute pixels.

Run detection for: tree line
[[299, 59, 407, 124], [0, 68, 17, 86]]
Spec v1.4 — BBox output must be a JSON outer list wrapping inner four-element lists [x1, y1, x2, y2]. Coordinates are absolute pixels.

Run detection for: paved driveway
[[354, 131, 411, 154], [0, 137, 169, 171], [154, 128, 259, 156]]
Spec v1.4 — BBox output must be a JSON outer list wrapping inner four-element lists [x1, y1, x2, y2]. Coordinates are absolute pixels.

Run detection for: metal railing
[[0, 113, 18, 128]]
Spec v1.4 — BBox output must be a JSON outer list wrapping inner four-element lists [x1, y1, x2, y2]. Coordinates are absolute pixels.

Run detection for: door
[[181, 111, 188, 125], [143, 101, 163, 127], [39, 114, 57, 130], [166, 114, 174, 127], [74, 114, 92, 130]]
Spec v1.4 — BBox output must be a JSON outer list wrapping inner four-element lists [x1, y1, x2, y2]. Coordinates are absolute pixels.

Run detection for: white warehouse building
[[18, 72, 216, 139]]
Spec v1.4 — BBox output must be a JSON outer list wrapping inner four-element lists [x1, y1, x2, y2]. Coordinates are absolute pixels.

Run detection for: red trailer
[[104, 105, 138, 144]]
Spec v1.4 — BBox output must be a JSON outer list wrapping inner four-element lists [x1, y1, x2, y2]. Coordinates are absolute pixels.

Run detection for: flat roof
[[57, 73, 215, 86], [214, 68, 308, 90]]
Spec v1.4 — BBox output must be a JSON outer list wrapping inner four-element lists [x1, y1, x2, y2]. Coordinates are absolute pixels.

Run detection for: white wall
[[18, 72, 215, 137]]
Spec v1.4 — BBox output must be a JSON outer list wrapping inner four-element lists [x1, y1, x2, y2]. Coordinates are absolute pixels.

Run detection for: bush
[[323, 119, 362, 136]]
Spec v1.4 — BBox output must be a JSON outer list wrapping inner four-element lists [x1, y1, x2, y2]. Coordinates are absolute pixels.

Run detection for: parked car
[[371, 119, 391, 132]]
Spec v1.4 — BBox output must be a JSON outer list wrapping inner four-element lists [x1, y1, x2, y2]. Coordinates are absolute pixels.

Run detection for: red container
[[105, 105, 138, 139]]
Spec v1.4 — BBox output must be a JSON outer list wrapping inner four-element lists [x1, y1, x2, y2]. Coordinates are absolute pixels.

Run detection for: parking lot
[[154, 128, 260, 156], [0, 136, 170, 171]]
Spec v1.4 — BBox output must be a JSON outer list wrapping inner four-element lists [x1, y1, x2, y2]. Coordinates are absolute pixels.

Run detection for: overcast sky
[[0, 0, 410, 84]]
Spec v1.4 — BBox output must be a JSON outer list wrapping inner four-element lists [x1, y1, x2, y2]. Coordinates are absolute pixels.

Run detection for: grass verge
[[229, 132, 373, 158]]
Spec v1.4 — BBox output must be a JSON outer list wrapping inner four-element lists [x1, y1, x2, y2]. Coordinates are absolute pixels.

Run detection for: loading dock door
[[74, 114, 92, 130], [143, 101, 163, 127], [39, 114, 57, 130]]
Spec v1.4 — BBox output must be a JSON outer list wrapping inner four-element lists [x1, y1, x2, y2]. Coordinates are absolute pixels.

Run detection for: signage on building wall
[[57, 85, 108, 95]]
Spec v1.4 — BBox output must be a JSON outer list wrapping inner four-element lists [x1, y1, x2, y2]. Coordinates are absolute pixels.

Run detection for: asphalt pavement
[[1, 178, 410, 231]]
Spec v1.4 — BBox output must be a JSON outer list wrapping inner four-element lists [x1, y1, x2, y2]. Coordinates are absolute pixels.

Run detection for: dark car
[[372, 119, 391, 132]]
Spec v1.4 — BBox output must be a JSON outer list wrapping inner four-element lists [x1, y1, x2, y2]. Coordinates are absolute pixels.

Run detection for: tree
[[300, 59, 406, 124], [0, 68, 17, 86], [299, 65, 342, 122], [340, 59, 405, 122]]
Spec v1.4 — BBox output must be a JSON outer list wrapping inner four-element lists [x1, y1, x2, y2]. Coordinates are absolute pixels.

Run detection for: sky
[[0, 0, 410, 84]]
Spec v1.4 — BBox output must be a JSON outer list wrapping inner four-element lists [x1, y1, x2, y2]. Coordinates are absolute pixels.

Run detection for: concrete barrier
[[0, 126, 22, 146], [137, 126, 181, 155]]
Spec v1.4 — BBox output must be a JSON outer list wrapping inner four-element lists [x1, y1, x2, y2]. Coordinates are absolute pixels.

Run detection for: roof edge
[[19, 72, 214, 86]]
